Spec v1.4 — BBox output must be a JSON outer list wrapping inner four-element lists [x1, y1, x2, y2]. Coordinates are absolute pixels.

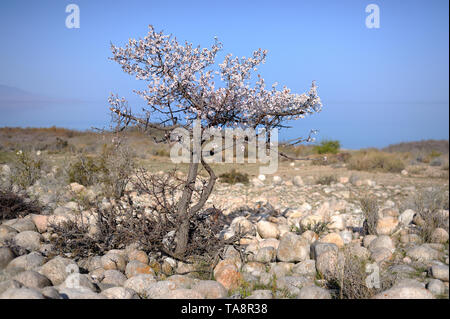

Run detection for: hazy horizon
[[0, 0, 448, 149]]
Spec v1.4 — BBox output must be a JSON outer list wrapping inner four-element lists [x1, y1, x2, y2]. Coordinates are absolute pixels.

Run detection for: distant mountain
[[383, 139, 449, 154], [0, 84, 53, 102], [0, 85, 85, 106]]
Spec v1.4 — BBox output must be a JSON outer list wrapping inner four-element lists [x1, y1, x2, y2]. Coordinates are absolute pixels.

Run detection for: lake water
[[0, 100, 448, 150]]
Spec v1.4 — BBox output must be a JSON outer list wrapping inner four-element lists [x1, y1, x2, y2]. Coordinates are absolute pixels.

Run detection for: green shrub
[[68, 155, 102, 186], [219, 169, 249, 184], [11, 151, 43, 189], [313, 140, 341, 155]]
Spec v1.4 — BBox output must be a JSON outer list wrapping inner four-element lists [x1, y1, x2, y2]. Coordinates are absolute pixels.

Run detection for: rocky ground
[[0, 159, 449, 299]]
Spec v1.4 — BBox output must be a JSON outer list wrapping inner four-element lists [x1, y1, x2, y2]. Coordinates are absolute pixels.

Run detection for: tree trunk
[[174, 161, 199, 256]]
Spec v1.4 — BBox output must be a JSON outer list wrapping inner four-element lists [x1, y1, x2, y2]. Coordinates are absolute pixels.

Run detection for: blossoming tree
[[108, 25, 322, 257]]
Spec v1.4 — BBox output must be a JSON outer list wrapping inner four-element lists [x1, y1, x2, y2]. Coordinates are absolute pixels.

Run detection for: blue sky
[[0, 0, 448, 149]]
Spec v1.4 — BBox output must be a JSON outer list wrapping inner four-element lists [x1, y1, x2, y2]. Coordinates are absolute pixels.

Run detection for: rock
[[347, 244, 370, 259], [39, 257, 78, 286], [6, 252, 44, 272], [213, 259, 242, 291], [246, 290, 273, 299], [102, 270, 128, 286], [251, 178, 264, 187], [399, 209, 415, 226], [259, 238, 280, 250], [0, 287, 44, 299], [101, 287, 140, 299], [300, 215, 323, 229], [340, 230, 353, 244], [407, 245, 441, 262], [142, 280, 178, 298], [256, 221, 279, 239], [315, 250, 339, 279], [0, 225, 18, 241], [339, 176, 349, 184], [373, 287, 434, 299], [85, 256, 103, 272], [30, 214, 48, 233], [310, 242, 338, 260], [427, 279, 446, 295], [430, 228, 449, 244], [0, 280, 22, 295], [328, 215, 346, 231], [158, 288, 204, 299], [368, 235, 395, 254], [276, 232, 310, 262], [431, 264, 449, 282], [254, 247, 276, 263], [166, 275, 198, 289], [301, 230, 318, 244], [320, 233, 344, 248], [269, 262, 293, 278], [127, 250, 149, 265], [59, 287, 105, 299], [161, 257, 176, 275], [401, 169, 408, 176], [230, 217, 256, 236], [363, 235, 378, 248], [6, 218, 37, 232], [394, 278, 426, 289], [41, 286, 63, 299], [0, 247, 15, 269], [242, 262, 265, 277], [101, 253, 127, 271], [380, 207, 399, 218], [400, 233, 422, 244], [293, 176, 304, 186], [376, 216, 399, 235], [69, 182, 86, 194], [370, 248, 393, 263], [192, 280, 228, 299], [297, 285, 331, 299], [1, 164, 11, 176], [125, 260, 155, 278], [292, 260, 316, 277], [13, 231, 42, 252], [13, 270, 51, 289], [276, 276, 310, 296], [123, 274, 157, 295], [60, 273, 96, 291], [272, 176, 283, 185]]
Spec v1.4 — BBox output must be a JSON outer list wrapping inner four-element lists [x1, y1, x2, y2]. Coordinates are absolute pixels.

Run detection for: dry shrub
[[219, 169, 249, 184], [348, 150, 405, 173], [294, 221, 329, 237], [0, 189, 43, 220], [50, 169, 235, 263], [153, 149, 170, 157], [405, 187, 449, 242], [67, 142, 135, 199], [360, 196, 379, 235], [316, 175, 337, 185], [98, 143, 135, 199], [311, 152, 350, 166], [326, 249, 396, 299]]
